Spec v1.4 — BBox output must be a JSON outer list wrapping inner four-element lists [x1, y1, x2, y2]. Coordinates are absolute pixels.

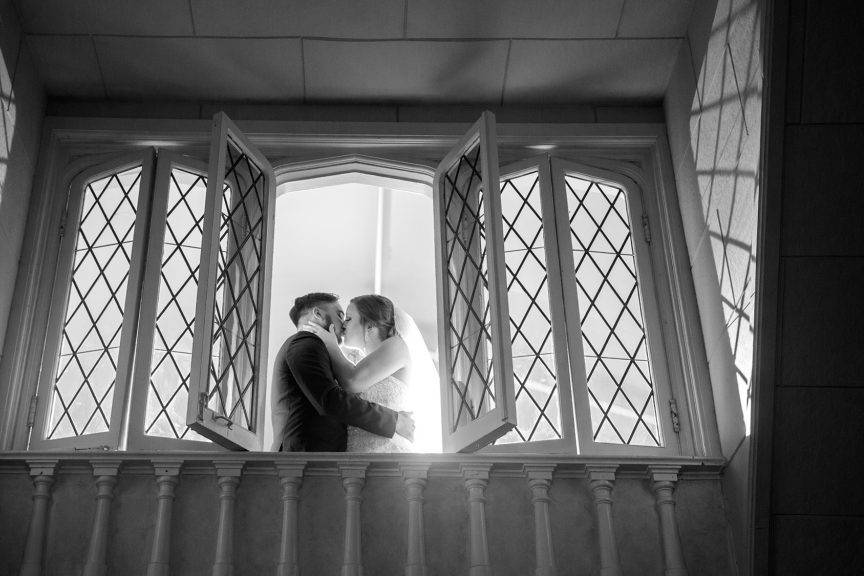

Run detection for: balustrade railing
[[0, 452, 728, 576]]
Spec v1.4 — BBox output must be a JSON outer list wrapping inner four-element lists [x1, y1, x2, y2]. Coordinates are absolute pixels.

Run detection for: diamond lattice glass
[[144, 168, 208, 440], [206, 140, 265, 431], [442, 142, 497, 431], [47, 166, 142, 439], [496, 170, 561, 444], [565, 174, 660, 446]]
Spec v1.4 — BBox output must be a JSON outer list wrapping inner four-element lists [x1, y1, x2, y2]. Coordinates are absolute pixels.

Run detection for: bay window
[[15, 112, 715, 457]]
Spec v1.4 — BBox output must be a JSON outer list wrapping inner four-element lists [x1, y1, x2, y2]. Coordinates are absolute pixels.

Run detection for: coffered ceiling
[[18, 0, 695, 105]]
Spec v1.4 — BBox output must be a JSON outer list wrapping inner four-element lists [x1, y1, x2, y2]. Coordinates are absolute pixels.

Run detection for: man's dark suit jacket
[[273, 331, 398, 451]]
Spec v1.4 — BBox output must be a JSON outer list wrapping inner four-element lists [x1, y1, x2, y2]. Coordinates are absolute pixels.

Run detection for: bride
[[301, 294, 441, 453]]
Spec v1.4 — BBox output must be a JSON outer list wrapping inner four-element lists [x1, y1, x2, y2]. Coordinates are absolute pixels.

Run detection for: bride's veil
[[394, 306, 442, 452]]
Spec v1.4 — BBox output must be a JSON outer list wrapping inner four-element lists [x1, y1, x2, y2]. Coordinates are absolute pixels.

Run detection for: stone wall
[[758, 0, 864, 573], [663, 0, 763, 572]]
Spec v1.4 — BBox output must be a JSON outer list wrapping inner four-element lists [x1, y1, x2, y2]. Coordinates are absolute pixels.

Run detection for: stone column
[[212, 461, 244, 576], [145, 460, 182, 576], [461, 463, 492, 576], [340, 462, 369, 576], [649, 466, 688, 576], [525, 465, 557, 576], [20, 459, 58, 576], [587, 465, 622, 576], [401, 463, 430, 576], [276, 462, 306, 576], [82, 460, 122, 576]]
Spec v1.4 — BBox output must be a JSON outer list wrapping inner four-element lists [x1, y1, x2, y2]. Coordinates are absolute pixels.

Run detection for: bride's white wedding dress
[[347, 372, 414, 452], [346, 306, 440, 453]]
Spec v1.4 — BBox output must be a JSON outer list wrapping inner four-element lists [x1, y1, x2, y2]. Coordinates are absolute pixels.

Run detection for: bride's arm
[[302, 324, 409, 393]]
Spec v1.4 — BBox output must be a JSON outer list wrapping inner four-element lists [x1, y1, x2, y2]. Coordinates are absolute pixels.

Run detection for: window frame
[[186, 113, 276, 451], [2, 117, 719, 460], [549, 158, 679, 457], [126, 151, 221, 451], [28, 151, 156, 451], [432, 112, 518, 453], [477, 156, 578, 455]]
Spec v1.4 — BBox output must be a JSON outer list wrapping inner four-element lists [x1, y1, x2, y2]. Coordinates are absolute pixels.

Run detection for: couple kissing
[[272, 292, 438, 453]]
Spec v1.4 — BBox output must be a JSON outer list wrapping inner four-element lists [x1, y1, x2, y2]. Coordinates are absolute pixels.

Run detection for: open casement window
[[185, 113, 276, 451], [29, 152, 155, 450], [549, 159, 677, 456], [433, 112, 518, 453], [433, 114, 679, 455]]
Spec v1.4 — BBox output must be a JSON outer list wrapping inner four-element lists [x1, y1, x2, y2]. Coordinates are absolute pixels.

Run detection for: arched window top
[[275, 155, 434, 197]]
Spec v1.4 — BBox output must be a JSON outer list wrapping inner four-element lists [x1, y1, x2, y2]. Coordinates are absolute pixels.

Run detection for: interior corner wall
[[0, 0, 45, 362], [663, 0, 763, 573]]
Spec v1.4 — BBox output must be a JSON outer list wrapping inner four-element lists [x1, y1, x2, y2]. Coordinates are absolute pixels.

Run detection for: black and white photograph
[[0, 1, 861, 574]]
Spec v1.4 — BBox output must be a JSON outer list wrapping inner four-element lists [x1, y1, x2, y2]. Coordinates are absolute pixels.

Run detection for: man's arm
[[287, 336, 398, 438]]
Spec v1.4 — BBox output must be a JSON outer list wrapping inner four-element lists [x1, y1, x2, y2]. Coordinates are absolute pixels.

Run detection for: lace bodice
[[347, 374, 414, 453]]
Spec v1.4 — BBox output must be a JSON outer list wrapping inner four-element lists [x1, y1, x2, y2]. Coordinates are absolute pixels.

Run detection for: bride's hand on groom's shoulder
[[300, 322, 339, 347]]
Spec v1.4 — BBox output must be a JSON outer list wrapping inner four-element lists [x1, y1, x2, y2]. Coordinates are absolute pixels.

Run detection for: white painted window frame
[[0, 116, 720, 460], [28, 151, 156, 451]]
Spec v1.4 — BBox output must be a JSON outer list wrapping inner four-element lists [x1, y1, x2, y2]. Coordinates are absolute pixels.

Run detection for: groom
[[272, 292, 415, 451]]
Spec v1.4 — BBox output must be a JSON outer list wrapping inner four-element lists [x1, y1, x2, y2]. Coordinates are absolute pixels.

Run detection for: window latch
[[212, 414, 234, 430]]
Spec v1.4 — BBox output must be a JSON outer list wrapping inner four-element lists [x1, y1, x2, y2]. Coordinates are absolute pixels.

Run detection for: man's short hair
[[289, 292, 339, 327]]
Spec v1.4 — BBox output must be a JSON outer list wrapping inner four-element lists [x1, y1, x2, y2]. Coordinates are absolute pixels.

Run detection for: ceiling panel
[[191, 0, 404, 38], [27, 36, 104, 98], [17, 0, 193, 36], [406, 0, 625, 38], [94, 38, 303, 100], [304, 40, 510, 103], [617, 0, 695, 38], [504, 39, 681, 104]]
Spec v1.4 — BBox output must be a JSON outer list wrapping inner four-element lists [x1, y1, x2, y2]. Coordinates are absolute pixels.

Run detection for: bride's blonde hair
[[350, 294, 396, 341]]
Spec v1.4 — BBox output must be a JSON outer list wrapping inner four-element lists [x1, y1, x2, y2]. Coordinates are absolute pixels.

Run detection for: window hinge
[[669, 398, 681, 434], [26, 394, 38, 429], [198, 392, 208, 421], [641, 214, 652, 245], [58, 224, 65, 238]]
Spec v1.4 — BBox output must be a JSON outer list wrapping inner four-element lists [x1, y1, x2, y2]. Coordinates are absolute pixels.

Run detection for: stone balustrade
[[0, 452, 732, 576]]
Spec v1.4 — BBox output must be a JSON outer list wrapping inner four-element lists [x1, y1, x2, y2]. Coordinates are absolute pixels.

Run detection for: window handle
[[212, 414, 234, 430]]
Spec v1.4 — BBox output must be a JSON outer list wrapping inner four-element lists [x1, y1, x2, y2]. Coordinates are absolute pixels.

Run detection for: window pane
[[206, 139, 265, 431], [144, 168, 208, 440], [496, 170, 561, 444], [442, 142, 497, 431], [564, 174, 661, 447], [47, 166, 142, 439]]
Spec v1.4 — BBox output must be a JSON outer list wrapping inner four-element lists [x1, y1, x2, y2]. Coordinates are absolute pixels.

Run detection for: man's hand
[[395, 411, 415, 442]]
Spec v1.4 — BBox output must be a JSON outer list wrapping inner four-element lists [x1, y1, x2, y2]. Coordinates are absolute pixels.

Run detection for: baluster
[[649, 466, 688, 576], [212, 461, 244, 576], [145, 460, 182, 576], [401, 463, 430, 576], [20, 459, 58, 576], [461, 463, 492, 576], [525, 465, 557, 576], [276, 462, 306, 576], [340, 462, 369, 576], [587, 465, 622, 576], [81, 460, 122, 576]]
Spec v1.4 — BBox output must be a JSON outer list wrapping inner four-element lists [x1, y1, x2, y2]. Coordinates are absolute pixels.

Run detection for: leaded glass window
[[560, 170, 664, 448], [47, 167, 142, 439], [144, 167, 208, 440]]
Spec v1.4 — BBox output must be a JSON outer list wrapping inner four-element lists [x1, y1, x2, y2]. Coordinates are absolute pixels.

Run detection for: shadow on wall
[[688, 0, 763, 440]]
